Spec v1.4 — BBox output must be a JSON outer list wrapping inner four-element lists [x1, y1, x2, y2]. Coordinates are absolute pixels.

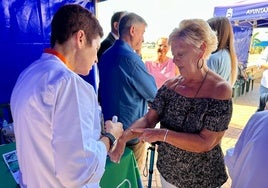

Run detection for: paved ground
[[140, 78, 261, 188]]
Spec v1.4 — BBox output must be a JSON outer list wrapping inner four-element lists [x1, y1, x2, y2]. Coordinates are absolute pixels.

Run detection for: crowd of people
[[9, 3, 268, 188]]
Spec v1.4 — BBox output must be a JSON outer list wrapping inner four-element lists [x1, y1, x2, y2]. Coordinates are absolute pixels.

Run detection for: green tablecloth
[[0, 143, 142, 188], [0, 142, 18, 188], [100, 147, 142, 188]]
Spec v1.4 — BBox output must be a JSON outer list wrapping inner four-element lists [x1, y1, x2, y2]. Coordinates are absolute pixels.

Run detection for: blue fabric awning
[[214, 0, 268, 27]]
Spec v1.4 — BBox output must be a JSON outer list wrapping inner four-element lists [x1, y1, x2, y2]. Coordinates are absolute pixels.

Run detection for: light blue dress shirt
[[98, 40, 157, 144]]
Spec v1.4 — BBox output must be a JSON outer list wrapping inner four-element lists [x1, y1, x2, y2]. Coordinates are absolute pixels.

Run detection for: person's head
[[207, 17, 238, 86], [50, 4, 103, 75], [110, 11, 126, 36], [207, 17, 233, 51], [169, 19, 217, 74], [156, 37, 170, 58], [118, 12, 147, 52]]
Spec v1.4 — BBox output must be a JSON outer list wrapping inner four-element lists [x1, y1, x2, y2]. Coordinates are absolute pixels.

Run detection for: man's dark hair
[[50, 4, 103, 47], [110, 11, 126, 30]]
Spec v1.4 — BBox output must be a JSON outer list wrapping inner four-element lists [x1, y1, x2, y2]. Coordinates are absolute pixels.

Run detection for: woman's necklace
[[194, 69, 209, 98], [174, 69, 209, 97]]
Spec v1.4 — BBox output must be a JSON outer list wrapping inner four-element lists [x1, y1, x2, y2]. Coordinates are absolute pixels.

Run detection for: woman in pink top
[[145, 37, 179, 88]]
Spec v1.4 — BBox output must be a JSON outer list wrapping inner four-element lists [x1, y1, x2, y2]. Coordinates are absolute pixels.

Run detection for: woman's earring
[[197, 59, 204, 69]]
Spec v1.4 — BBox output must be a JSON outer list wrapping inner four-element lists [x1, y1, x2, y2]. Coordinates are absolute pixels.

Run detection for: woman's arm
[[133, 128, 225, 153], [163, 128, 225, 152], [109, 109, 159, 162]]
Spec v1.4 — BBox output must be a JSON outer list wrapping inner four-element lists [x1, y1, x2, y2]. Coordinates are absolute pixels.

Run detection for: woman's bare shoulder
[[207, 72, 232, 100], [214, 80, 232, 100]]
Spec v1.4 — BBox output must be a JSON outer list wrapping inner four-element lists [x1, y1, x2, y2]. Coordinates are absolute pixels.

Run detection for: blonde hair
[[169, 19, 218, 60], [157, 37, 168, 44]]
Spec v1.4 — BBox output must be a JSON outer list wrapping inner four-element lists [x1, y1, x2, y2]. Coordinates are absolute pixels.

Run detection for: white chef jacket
[[225, 111, 268, 188], [10, 52, 107, 188]]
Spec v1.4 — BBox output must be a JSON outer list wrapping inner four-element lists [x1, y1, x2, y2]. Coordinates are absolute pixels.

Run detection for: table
[[0, 143, 142, 188]]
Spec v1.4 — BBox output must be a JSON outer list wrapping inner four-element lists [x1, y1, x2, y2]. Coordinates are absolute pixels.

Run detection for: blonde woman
[[110, 19, 232, 188]]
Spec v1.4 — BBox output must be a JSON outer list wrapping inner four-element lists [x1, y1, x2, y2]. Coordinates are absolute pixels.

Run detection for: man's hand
[[104, 120, 123, 140], [108, 137, 126, 163]]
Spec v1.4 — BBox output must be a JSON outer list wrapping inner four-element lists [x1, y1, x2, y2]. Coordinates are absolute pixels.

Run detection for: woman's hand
[[109, 126, 147, 163], [131, 128, 166, 144]]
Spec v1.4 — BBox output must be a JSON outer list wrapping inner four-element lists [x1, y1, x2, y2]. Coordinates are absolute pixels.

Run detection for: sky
[[96, 0, 219, 42]]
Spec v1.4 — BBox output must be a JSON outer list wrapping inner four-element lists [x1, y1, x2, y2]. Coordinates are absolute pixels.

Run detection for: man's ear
[[113, 22, 119, 31], [129, 25, 135, 37], [76, 30, 86, 47]]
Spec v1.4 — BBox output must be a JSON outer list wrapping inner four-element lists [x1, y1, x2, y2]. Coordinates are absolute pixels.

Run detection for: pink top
[[145, 58, 177, 88]]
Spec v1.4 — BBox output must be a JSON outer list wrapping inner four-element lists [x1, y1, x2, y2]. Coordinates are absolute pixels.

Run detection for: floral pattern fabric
[[152, 85, 232, 188]]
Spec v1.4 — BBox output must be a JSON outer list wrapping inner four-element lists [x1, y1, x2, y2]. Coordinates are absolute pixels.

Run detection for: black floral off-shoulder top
[[151, 85, 232, 188]]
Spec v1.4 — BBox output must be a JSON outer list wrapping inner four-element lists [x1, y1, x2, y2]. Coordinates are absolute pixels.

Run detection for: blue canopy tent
[[213, 0, 268, 67], [0, 0, 97, 104], [214, 0, 268, 27]]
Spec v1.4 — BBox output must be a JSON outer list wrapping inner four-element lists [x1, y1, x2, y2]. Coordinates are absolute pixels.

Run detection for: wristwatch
[[102, 132, 117, 150]]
